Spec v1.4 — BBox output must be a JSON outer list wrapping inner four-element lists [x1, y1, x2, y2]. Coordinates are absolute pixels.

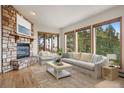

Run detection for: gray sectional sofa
[[61, 52, 108, 79]]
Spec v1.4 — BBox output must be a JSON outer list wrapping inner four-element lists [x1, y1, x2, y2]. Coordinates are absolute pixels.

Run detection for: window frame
[[38, 32, 59, 53], [76, 25, 92, 53], [64, 31, 75, 52]]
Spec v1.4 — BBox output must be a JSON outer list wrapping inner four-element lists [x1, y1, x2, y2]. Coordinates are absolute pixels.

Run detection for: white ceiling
[[14, 5, 115, 29]]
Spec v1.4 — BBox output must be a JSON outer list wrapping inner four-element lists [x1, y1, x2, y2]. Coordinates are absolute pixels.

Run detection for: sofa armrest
[[94, 57, 108, 79], [95, 57, 108, 69]]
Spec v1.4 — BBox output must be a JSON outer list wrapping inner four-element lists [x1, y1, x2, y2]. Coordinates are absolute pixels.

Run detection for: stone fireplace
[[17, 43, 30, 59], [1, 5, 36, 73]]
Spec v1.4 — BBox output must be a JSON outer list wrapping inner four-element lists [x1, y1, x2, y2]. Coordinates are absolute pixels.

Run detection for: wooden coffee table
[[46, 61, 72, 79]]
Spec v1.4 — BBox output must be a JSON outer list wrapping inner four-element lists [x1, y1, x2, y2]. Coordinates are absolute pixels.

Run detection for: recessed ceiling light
[[30, 11, 36, 16]]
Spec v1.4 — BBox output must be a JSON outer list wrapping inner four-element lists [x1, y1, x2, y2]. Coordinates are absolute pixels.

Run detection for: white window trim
[[75, 32, 78, 52], [93, 28, 96, 54]]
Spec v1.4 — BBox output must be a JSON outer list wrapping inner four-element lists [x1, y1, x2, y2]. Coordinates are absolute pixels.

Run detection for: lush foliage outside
[[95, 22, 120, 65], [57, 48, 63, 56], [66, 32, 75, 52], [78, 29, 91, 52]]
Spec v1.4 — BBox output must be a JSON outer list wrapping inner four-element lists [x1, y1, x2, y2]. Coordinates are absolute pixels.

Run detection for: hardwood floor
[[0, 63, 124, 88], [94, 78, 124, 88]]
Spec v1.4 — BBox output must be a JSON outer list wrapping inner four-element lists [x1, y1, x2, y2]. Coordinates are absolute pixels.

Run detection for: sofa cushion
[[49, 53, 58, 57], [68, 52, 74, 58], [61, 58, 77, 64], [80, 53, 93, 62], [61, 58, 95, 71], [72, 52, 81, 60]]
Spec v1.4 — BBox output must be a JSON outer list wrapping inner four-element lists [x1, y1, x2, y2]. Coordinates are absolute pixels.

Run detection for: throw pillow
[[80, 53, 93, 62], [68, 52, 74, 58], [73, 52, 81, 60]]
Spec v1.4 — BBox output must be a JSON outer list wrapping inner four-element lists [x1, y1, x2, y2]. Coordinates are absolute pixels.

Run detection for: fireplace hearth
[[17, 43, 30, 59]]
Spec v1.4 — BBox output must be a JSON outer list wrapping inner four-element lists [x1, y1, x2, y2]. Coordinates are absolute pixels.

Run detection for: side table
[[102, 65, 119, 80]]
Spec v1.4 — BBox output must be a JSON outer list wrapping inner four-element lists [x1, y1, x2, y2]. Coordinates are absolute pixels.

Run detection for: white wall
[[60, 6, 124, 70], [0, 6, 2, 73], [33, 25, 60, 56]]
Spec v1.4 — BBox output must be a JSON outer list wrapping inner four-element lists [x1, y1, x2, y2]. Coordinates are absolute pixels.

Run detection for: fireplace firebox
[[17, 43, 30, 59]]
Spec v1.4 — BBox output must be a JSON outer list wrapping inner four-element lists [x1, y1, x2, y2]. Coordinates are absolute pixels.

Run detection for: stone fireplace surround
[[1, 5, 37, 73]]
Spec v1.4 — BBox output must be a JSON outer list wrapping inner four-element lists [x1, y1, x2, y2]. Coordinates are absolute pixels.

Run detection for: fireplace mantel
[[9, 33, 34, 43]]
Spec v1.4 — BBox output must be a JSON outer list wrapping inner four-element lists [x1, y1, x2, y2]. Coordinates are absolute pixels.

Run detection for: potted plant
[[57, 48, 63, 56], [55, 48, 63, 66], [55, 59, 63, 66]]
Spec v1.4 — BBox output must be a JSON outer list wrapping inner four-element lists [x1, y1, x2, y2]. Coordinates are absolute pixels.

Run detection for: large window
[[65, 31, 75, 52], [38, 32, 59, 52], [94, 17, 121, 65], [77, 26, 91, 52], [64, 17, 122, 66]]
